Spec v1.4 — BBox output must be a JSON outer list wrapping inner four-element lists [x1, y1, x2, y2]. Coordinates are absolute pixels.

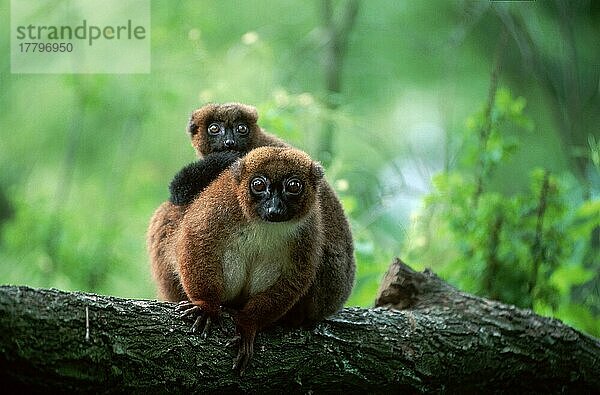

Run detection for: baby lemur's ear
[[238, 103, 258, 123], [186, 112, 198, 136], [312, 161, 324, 180], [230, 158, 245, 183]]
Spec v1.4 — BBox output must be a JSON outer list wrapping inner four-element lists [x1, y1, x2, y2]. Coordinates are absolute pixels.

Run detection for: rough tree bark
[[1, 259, 598, 393]]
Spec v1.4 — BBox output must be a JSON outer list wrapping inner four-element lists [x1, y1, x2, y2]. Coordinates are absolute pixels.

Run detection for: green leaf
[[549, 265, 594, 296]]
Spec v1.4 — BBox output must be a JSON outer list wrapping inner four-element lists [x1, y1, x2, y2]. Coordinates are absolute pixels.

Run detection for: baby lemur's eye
[[250, 177, 267, 194], [237, 124, 249, 135], [207, 123, 220, 135], [285, 178, 303, 195]]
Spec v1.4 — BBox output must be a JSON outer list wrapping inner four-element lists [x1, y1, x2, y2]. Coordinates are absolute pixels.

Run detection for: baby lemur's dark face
[[188, 103, 259, 156], [204, 119, 251, 153], [233, 147, 323, 223]]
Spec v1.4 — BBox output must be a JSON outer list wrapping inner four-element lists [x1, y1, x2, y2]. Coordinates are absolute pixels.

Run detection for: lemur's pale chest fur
[[222, 221, 300, 303]]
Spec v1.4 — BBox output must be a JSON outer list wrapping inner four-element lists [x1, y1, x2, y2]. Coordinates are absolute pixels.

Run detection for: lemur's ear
[[241, 103, 258, 123], [312, 161, 324, 180], [186, 111, 199, 136]]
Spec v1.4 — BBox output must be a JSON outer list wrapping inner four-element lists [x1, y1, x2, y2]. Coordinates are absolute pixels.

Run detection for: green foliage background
[[0, 1, 598, 336]]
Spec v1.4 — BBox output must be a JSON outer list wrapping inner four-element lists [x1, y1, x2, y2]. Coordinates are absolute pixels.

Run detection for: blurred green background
[[1, 1, 599, 336]]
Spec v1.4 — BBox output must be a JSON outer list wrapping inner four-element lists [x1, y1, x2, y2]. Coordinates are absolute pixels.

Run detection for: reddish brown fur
[[149, 147, 322, 308], [148, 147, 324, 372], [150, 103, 355, 327], [147, 202, 187, 301], [187, 103, 355, 325]]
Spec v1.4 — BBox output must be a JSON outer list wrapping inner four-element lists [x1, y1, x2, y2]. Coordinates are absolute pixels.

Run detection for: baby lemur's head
[[232, 147, 323, 223], [187, 103, 259, 156]]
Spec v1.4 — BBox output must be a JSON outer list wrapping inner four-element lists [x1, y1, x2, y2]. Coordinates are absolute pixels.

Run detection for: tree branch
[[1, 259, 599, 392]]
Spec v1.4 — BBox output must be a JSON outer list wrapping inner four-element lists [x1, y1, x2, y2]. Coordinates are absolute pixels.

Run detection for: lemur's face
[[187, 103, 259, 156], [247, 173, 306, 223], [203, 119, 251, 153], [232, 147, 324, 223]]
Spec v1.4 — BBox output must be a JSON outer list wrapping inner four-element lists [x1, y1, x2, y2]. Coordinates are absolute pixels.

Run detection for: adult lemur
[[147, 103, 355, 374]]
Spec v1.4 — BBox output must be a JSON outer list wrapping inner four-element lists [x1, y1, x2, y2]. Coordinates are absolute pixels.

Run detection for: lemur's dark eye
[[285, 178, 303, 195], [208, 123, 220, 135], [237, 124, 249, 135], [251, 177, 267, 194]]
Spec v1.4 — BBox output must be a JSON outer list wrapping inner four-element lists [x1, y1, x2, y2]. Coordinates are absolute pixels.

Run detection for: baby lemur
[[149, 147, 325, 375], [148, 103, 355, 374], [169, 103, 286, 205]]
